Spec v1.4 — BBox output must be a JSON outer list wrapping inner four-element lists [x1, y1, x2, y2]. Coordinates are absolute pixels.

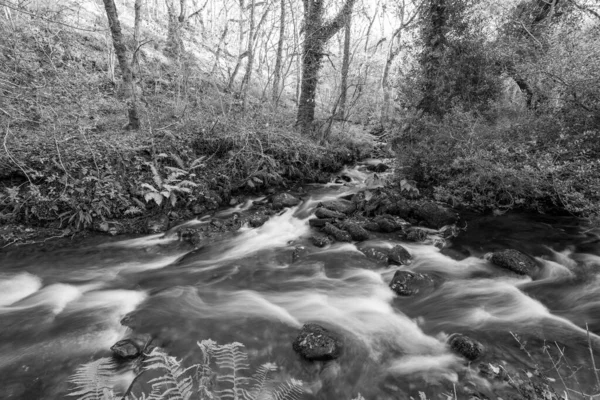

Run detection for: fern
[[68, 357, 118, 400], [271, 379, 303, 400], [213, 342, 252, 400], [144, 348, 195, 400], [249, 363, 278, 399]]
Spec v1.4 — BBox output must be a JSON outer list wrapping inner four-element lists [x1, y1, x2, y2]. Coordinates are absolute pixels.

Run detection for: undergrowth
[[394, 106, 600, 219]]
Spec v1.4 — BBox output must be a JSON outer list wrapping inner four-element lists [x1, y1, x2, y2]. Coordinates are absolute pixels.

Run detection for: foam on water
[[2, 283, 82, 314], [0, 273, 42, 306]]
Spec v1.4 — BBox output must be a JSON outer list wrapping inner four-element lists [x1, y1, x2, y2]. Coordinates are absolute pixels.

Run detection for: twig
[[587, 323, 600, 388], [3, 123, 33, 186]]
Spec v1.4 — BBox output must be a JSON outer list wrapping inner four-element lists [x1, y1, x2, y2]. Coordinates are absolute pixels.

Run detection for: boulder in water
[[388, 245, 412, 265], [111, 336, 150, 359], [414, 202, 457, 229], [271, 193, 300, 210], [449, 334, 484, 361], [315, 207, 346, 220], [309, 218, 330, 228], [389, 270, 433, 296], [373, 215, 408, 233], [339, 221, 371, 241], [358, 246, 389, 263], [367, 163, 390, 173], [485, 249, 536, 275], [292, 323, 342, 361], [322, 223, 352, 242], [406, 228, 428, 242], [311, 233, 333, 248], [248, 213, 269, 228], [319, 199, 356, 215]]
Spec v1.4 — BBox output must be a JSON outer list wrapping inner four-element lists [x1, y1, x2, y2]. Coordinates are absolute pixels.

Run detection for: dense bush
[[394, 107, 600, 217]]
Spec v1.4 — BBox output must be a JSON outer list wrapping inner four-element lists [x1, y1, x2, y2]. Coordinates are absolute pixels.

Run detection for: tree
[[297, 0, 357, 135], [101, 0, 140, 130], [381, 0, 423, 122], [271, 0, 286, 106], [338, 13, 352, 120]]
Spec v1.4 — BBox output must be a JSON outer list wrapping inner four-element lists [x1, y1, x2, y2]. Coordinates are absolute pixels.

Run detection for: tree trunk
[[102, 0, 140, 130], [297, 0, 357, 135], [272, 0, 286, 106], [242, 0, 256, 110], [132, 0, 143, 70], [165, 0, 185, 57], [338, 15, 352, 120], [381, 29, 402, 122], [418, 0, 447, 116]]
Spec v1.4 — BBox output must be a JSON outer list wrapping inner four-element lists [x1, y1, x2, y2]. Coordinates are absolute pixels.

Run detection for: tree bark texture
[[272, 0, 286, 105], [338, 15, 352, 120], [417, 0, 447, 116], [102, 0, 140, 130], [297, 0, 357, 135]]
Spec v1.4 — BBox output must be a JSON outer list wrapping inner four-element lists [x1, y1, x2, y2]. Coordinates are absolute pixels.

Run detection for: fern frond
[[144, 348, 194, 400], [249, 363, 278, 400], [213, 342, 251, 400], [68, 357, 117, 400], [271, 379, 303, 400]]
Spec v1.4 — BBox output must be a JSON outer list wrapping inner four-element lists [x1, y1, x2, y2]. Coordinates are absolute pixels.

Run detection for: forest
[[1, 0, 600, 399]]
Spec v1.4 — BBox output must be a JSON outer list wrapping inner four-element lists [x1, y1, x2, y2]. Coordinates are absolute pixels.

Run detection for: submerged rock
[[389, 270, 433, 296], [292, 323, 342, 361], [271, 193, 301, 210], [449, 334, 485, 361], [319, 199, 356, 215], [322, 223, 352, 242], [315, 207, 346, 220], [414, 202, 457, 229], [486, 249, 536, 275], [388, 245, 412, 265]]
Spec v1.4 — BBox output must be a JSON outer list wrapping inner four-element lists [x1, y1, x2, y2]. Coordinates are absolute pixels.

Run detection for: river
[[1, 163, 600, 400]]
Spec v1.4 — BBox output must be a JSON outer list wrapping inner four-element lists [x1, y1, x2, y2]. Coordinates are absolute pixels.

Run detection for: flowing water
[[2, 163, 600, 400]]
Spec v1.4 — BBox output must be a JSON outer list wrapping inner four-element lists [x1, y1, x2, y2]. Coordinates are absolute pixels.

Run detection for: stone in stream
[[248, 213, 269, 228], [322, 222, 352, 242], [367, 163, 390, 173], [414, 202, 458, 229], [319, 199, 356, 215], [315, 207, 346, 220], [339, 221, 371, 241], [485, 249, 536, 275], [358, 246, 389, 263], [372, 214, 408, 233], [309, 218, 331, 228], [449, 334, 485, 361], [388, 245, 412, 266], [311, 233, 333, 248], [111, 336, 151, 359], [389, 270, 433, 296], [292, 323, 343, 361], [406, 228, 428, 242], [271, 193, 301, 210]]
